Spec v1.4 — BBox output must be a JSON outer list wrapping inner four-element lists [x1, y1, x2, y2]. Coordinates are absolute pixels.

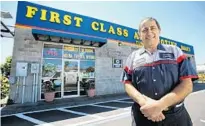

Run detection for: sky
[[1, 1, 205, 65]]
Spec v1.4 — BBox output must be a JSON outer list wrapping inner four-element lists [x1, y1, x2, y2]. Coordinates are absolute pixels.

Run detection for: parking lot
[[1, 83, 205, 126], [1, 98, 133, 126]]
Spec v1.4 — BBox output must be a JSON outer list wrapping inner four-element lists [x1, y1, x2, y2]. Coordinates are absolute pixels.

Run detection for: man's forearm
[[159, 78, 193, 109], [124, 83, 145, 106]]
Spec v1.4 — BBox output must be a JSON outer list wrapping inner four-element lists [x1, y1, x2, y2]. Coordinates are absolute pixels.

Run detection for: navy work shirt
[[121, 43, 198, 101]]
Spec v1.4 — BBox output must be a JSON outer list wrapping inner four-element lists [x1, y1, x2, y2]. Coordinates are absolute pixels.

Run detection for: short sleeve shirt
[[121, 44, 198, 100]]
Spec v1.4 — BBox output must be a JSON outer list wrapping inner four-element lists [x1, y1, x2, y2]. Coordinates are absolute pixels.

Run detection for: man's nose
[[147, 28, 152, 33], [146, 30, 153, 36]]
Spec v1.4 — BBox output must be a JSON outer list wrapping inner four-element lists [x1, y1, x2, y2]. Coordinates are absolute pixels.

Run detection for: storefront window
[[41, 59, 62, 99], [41, 43, 95, 98], [43, 44, 62, 58], [41, 44, 63, 99], [80, 60, 95, 78], [80, 47, 95, 60], [79, 60, 95, 95], [63, 45, 80, 59]]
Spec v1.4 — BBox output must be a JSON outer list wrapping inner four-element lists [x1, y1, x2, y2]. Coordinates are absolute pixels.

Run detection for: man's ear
[[159, 29, 161, 34]]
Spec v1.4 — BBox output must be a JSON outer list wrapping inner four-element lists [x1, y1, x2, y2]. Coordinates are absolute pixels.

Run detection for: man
[[121, 17, 198, 126]]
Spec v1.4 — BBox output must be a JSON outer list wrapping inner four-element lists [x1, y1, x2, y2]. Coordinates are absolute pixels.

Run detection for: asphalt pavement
[[1, 83, 205, 126]]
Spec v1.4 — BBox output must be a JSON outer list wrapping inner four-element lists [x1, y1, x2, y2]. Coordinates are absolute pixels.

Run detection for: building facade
[[197, 64, 205, 83], [9, 1, 196, 103]]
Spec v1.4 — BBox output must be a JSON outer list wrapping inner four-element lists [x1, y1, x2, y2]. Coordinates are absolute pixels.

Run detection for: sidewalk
[[1, 93, 129, 116]]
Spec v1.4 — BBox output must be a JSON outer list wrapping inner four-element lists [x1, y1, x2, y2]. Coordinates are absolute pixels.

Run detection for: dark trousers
[[131, 105, 193, 126]]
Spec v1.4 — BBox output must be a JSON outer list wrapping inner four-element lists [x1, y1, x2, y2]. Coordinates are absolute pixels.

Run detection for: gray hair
[[138, 17, 161, 32]]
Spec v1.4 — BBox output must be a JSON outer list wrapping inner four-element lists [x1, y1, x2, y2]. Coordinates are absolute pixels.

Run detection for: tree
[[42, 63, 57, 77], [86, 67, 94, 72], [0, 56, 12, 100], [64, 61, 70, 71], [0, 75, 10, 99], [0, 56, 12, 78]]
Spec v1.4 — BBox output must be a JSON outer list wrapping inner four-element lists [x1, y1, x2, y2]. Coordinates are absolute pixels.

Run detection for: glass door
[[63, 60, 80, 97]]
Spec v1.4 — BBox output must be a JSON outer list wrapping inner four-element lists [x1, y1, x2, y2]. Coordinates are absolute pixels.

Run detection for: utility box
[[16, 62, 28, 77], [31, 63, 40, 74]]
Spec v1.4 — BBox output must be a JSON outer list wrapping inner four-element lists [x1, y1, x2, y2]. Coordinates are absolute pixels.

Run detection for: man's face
[[139, 20, 160, 46]]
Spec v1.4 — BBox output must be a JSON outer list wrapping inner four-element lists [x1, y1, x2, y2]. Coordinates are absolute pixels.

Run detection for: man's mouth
[[146, 36, 155, 39]]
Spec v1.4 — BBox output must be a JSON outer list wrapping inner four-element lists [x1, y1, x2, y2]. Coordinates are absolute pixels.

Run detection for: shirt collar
[[157, 43, 166, 51], [139, 43, 166, 55]]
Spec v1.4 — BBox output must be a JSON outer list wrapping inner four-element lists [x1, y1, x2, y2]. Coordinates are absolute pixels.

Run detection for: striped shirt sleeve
[[176, 47, 198, 81], [121, 52, 134, 84]]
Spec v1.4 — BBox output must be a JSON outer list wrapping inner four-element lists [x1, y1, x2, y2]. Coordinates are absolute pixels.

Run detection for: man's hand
[[124, 83, 167, 122], [147, 113, 165, 122], [140, 95, 166, 122]]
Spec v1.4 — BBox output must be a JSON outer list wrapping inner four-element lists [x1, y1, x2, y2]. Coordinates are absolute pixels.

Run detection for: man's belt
[[164, 102, 184, 111]]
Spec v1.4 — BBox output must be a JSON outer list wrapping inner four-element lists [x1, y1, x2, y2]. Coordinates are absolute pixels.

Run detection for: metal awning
[[32, 29, 107, 47]]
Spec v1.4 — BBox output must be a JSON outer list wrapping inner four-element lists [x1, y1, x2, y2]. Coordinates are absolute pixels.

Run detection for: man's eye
[[151, 27, 156, 30], [142, 29, 147, 32]]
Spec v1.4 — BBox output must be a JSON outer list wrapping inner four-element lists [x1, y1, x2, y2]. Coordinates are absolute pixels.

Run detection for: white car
[[64, 70, 79, 85]]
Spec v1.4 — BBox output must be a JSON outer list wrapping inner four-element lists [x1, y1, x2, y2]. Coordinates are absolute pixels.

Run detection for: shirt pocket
[[164, 63, 179, 90], [133, 67, 153, 97]]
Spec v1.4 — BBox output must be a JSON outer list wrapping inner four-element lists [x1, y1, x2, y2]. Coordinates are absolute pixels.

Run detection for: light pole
[[1, 11, 13, 19], [1, 11, 14, 38]]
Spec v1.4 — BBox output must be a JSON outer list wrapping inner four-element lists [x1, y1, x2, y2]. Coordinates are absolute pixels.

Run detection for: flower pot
[[44, 92, 55, 102], [87, 89, 95, 97], [0, 96, 9, 106]]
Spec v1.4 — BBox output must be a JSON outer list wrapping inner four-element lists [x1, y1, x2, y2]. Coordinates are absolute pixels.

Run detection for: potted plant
[[85, 79, 95, 97], [42, 80, 55, 102]]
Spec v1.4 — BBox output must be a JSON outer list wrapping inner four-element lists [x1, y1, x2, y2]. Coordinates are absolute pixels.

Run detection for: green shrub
[[0, 75, 10, 99]]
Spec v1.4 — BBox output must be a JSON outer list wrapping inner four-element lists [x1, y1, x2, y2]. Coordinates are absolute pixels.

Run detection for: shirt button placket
[[152, 52, 158, 97], [152, 71, 157, 97]]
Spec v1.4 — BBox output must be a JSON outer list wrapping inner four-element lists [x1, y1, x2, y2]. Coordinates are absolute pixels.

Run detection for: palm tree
[[64, 61, 70, 71], [43, 63, 56, 77], [86, 67, 94, 72]]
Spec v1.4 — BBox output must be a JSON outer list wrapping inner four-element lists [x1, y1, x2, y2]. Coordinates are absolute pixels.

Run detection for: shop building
[[9, 1, 196, 103]]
